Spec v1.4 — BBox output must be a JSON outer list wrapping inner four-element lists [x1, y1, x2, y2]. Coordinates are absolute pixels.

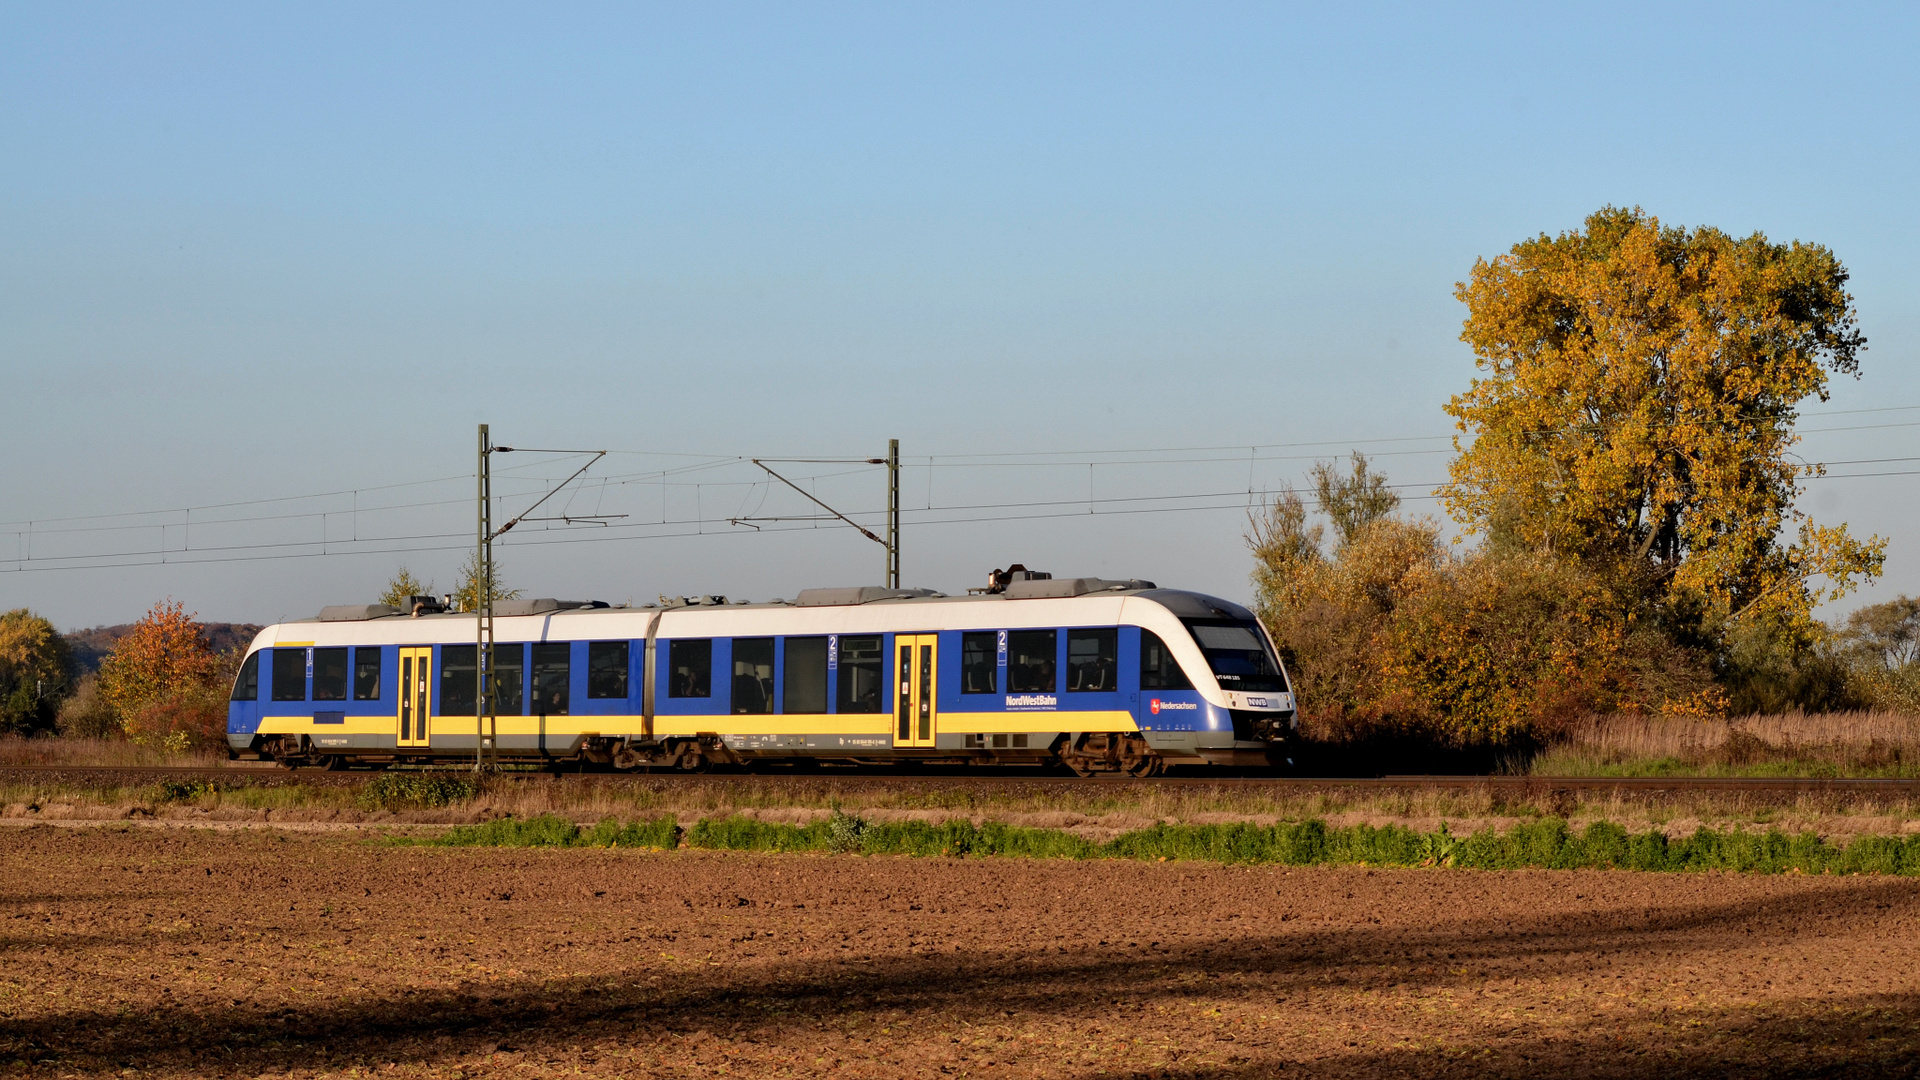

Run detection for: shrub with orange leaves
[[124, 676, 233, 754], [1249, 487, 1720, 749], [97, 600, 233, 751], [1381, 549, 1722, 744]]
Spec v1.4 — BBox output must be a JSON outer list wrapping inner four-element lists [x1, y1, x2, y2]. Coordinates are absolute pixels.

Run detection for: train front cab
[[923, 617, 1294, 774], [227, 640, 418, 765]]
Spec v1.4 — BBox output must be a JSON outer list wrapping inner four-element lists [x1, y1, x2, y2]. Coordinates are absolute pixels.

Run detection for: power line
[[0, 485, 558, 540], [1803, 404, 1920, 416], [9, 405, 1915, 536], [8, 393, 1919, 576], [9, 460, 1916, 576], [0, 472, 473, 530], [1800, 420, 1920, 434]]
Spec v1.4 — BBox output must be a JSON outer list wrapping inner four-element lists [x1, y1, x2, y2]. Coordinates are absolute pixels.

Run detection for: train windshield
[[1180, 620, 1288, 693]]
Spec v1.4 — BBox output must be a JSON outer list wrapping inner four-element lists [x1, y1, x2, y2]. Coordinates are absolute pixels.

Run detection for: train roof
[[290, 580, 1256, 626]]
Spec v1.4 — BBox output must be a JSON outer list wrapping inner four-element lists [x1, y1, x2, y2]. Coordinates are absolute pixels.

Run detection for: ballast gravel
[[2, 826, 1919, 1078]]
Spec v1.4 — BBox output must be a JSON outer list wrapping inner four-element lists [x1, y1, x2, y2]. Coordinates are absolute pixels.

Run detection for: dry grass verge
[[0, 734, 227, 768], [1529, 710, 1920, 777]]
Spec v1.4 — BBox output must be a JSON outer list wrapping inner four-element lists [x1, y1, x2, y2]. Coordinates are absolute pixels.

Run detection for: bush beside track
[[410, 811, 1920, 875]]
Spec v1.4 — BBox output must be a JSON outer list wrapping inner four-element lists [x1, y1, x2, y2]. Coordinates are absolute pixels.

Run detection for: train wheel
[[1124, 753, 1165, 778], [673, 748, 711, 774]]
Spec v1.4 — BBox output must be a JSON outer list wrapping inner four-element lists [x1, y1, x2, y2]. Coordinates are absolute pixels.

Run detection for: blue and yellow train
[[226, 569, 1297, 775]]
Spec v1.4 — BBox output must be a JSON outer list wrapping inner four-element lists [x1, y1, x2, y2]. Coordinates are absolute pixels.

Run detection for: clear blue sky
[[4, 2, 1917, 628]]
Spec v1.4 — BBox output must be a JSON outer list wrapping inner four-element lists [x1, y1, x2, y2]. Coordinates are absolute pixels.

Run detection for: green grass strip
[[358, 773, 481, 811], [415, 811, 1920, 875], [427, 814, 678, 849]]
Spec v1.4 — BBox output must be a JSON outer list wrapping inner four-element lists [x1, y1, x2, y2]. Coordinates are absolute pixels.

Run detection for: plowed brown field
[[3, 826, 1919, 1078]]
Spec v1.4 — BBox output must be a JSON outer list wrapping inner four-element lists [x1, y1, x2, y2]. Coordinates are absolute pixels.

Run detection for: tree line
[[0, 557, 518, 750], [1249, 206, 1913, 750], [0, 601, 241, 750]]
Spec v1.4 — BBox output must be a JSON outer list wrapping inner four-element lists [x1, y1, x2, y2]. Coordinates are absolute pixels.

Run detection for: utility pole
[[472, 429, 612, 773], [476, 424, 495, 772], [744, 439, 901, 587], [887, 437, 899, 589]]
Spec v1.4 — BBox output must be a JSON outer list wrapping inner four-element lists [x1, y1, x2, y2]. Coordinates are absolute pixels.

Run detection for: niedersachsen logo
[[1005, 694, 1057, 709], [1149, 699, 1199, 714]]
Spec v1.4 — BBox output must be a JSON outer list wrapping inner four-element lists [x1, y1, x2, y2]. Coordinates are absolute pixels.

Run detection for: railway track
[[2, 763, 1918, 798]]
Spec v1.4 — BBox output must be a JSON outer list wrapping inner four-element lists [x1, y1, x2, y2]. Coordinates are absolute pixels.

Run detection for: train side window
[[272, 648, 308, 702], [532, 642, 571, 714], [667, 639, 711, 698], [439, 645, 477, 714], [352, 648, 382, 701], [1007, 630, 1057, 694], [588, 641, 630, 699], [312, 648, 349, 701], [1140, 630, 1193, 691], [961, 632, 998, 694], [836, 635, 883, 713], [732, 637, 774, 714], [783, 637, 828, 713], [492, 644, 525, 715], [1066, 629, 1117, 692], [231, 652, 259, 702]]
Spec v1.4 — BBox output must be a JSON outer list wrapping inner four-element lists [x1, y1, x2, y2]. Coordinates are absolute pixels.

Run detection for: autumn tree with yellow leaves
[[1442, 206, 1883, 631], [375, 566, 433, 609], [450, 550, 523, 613], [1251, 208, 1885, 748], [0, 609, 71, 734]]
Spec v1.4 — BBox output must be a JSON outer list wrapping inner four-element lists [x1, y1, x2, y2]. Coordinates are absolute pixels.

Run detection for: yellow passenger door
[[398, 646, 432, 748], [894, 634, 938, 748]]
